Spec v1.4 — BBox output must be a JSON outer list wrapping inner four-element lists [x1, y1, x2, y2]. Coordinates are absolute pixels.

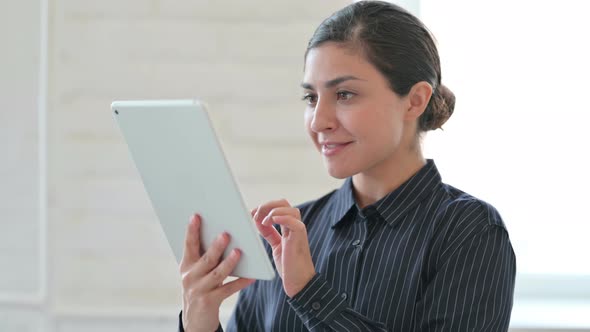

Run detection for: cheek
[[382, 115, 406, 150], [304, 109, 312, 132], [304, 109, 312, 128], [355, 107, 403, 146], [304, 110, 319, 145]]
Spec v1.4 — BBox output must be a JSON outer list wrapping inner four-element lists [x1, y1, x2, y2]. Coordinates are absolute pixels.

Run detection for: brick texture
[[47, 0, 349, 326]]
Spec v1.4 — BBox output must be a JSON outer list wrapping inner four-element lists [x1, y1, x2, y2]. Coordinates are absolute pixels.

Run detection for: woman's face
[[302, 43, 418, 179]]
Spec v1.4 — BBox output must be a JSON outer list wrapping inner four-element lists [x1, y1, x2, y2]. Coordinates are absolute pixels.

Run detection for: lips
[[320, 141, 352, 156], [319, 140, 352, 146], [324, 143, 346, 149]]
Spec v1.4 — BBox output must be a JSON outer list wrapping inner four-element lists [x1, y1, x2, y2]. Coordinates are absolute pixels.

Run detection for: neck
[[352, 149, 426, 209]]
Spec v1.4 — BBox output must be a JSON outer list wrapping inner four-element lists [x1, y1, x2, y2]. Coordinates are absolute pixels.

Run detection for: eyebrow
[[300, 75, 364, 90]]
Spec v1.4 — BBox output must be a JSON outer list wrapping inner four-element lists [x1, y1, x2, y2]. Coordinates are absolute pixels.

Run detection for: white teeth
[[323, 142, 350, 150]]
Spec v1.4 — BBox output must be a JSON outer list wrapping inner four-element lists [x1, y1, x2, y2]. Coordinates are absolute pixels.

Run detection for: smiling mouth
[[321, 142, 352, 156]]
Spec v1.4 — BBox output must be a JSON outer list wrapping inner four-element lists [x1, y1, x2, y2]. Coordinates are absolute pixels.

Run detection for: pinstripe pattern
[[179, 159, 516, 331]]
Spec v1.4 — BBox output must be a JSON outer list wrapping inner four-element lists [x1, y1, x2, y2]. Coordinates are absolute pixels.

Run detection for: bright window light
[[420, 0, 590, 275]]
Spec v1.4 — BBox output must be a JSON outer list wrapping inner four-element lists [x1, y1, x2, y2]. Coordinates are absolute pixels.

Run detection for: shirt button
[[352, 239, 361, 246], [312, 302, 321, 310], [341, 292, 348, 300]]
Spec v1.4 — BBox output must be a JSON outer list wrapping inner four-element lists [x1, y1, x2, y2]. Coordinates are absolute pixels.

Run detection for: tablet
[[112, 99, 275, 280]]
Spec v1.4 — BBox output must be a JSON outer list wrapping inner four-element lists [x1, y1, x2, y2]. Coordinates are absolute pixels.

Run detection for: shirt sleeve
[[286, 225, 515, 332], [178, 311, 183, 332], [286, 274, 388, 331], [414, 225, 516, 331], [225, 280, 263, 331], [177, 311, 224, 332]]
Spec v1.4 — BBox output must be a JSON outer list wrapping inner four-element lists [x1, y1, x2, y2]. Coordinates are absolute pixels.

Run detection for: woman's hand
[[252, 199, 316, 298], [180, 214, 255, 332]]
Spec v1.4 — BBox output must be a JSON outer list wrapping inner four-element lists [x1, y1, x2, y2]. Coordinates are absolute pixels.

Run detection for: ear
[[404, 81, 433, 121]]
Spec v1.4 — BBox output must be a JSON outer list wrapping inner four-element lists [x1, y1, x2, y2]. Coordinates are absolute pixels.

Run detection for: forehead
[[303, 43, 383, 86]]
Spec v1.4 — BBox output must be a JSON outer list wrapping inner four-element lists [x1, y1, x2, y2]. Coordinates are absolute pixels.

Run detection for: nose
[[310, 98, 337, 133]]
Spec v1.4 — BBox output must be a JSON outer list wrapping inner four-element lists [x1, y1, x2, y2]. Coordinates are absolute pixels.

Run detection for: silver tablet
[[112, 99, 275, 280]]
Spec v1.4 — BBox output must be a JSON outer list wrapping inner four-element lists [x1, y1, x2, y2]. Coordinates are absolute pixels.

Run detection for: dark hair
[[305, 1, 455, 132]]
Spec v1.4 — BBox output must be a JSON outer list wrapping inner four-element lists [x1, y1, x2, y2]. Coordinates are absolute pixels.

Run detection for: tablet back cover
[[112, 99, 275, 280]]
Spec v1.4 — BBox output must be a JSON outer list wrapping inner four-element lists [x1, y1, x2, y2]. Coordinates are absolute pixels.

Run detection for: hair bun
[[420, 84, 456, 131]]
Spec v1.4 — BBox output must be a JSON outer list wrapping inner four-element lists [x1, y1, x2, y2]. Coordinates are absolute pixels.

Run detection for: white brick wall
[[0, 308, 44, 332], [2, 0, 587, 331], [46, 0, 347, 330], [0, 0, 42, 299], [1, 0, 350, 330]]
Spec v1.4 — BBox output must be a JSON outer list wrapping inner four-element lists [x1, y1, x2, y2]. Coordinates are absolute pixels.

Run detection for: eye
[[336, 91, 355, 101], [302, 93, 318, 105]]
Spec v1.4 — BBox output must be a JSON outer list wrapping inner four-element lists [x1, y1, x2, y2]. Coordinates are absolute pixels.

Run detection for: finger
[[261, 206, 300, 226], [215, 277, 256, 300], [180, 214, 201, 268], [254, 217, 282, 249], [250, 207, 257, 217], [204, 248, 242, 285], [253, 199, 291, 223], [195, 231, 230, 275], [269, 215, 306, 233]]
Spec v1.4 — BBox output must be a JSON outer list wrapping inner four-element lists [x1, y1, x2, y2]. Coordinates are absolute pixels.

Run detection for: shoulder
[[419, 183, 516, 273], [436, 183, 506, 231], [429, 183, 511, 259]]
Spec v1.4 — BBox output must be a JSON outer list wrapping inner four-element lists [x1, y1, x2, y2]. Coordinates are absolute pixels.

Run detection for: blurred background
[[1, 0, 588, 331]]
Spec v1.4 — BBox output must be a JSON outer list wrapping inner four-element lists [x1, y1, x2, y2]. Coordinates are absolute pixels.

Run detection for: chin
[[325, 163, 356, 179]]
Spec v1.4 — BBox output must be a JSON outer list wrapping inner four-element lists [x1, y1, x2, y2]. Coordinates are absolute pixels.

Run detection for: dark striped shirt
[[179, 159, 516, 331]]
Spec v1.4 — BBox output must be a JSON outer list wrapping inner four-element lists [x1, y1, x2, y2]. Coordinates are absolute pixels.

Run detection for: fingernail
[[232, 248, 241, 257], [254, 206, 261, 219]]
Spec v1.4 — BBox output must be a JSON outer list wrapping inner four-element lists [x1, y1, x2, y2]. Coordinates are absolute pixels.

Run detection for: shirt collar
[[328, 176, 357, 227], [329, 159, 442, 228]]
